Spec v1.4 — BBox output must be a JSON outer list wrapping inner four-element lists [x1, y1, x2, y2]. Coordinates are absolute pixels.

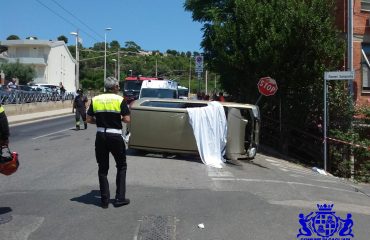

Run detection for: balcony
[[7, 57, 46, 66]]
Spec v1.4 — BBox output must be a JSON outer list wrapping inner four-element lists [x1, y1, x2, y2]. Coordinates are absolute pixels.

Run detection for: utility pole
[[188, 57, 192, 97], [117, 51, 120, 81]]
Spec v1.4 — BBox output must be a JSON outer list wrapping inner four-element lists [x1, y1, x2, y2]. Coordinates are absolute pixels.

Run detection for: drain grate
[[136, 215, 177, 240]]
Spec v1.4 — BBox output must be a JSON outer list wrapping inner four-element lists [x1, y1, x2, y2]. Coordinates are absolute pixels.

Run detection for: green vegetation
[[185, 0, 370, 181], [70, 41, 215, 93], [0, 61, 36, 85]]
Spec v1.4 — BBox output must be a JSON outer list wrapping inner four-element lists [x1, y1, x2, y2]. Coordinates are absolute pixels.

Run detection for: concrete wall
[[4, 101, 73, 116]]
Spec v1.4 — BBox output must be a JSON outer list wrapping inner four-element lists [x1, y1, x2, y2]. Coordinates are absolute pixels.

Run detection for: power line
[[50, 0, 104, 40], [34, 0, 101, 43]]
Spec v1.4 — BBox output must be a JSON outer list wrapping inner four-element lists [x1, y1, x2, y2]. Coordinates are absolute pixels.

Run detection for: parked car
[[128, 98, 260, 159]]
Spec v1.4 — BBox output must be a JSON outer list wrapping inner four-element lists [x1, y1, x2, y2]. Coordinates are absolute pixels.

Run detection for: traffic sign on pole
[[195, 56, 203, 73], [257, 77, 278, 96]]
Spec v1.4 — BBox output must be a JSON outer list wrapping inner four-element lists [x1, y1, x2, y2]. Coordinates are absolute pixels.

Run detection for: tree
[[124, 41, 141, 52], [92, 42, 105, 51], [26, 36, 38, 40], [0, 61, 36, 84], [57, 35, 68, 44], [110, 40, 120, 50], [185, 0, 347, 158], [6, 35, 20, 40]]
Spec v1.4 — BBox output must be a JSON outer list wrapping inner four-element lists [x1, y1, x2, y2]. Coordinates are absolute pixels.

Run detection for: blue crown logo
[[317, 203, 334, 211]]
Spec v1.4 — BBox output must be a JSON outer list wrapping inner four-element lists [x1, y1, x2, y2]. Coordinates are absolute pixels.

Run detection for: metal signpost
[[195, 56, 203, 93], [323, 71, 354, 171]]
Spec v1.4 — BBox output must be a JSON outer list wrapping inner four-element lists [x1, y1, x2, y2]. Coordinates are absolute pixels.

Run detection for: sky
[[0, 0, 204, 53]]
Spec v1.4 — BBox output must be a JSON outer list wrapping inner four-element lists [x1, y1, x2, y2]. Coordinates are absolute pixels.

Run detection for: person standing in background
[[73, 88, 88, 130], [59, 82, 66, 101]]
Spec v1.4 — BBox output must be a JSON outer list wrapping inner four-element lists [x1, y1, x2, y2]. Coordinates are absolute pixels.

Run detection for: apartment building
[[336, 0, 370, 105], [0, 39, 76, 92]]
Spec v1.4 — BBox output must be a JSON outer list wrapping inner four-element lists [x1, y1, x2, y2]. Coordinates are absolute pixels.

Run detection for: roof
[[1, 40, 66, 48], [141, 80, 178, 89], [125, 76, 162, 81]]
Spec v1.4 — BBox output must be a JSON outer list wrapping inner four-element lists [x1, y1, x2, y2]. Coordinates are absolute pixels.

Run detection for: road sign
[[195, 56, 203, 73], [257, 77, 278, 96], [324, 71, 354, 80]]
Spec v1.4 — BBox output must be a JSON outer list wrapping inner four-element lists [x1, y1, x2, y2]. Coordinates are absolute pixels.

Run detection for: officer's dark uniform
[[73, 89, 88, 130], [87, 93, 130, 207], [0, 105, 9, 145]]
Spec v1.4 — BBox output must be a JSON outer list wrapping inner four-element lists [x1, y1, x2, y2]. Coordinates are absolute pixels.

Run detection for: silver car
[[128, 98, 260, 159]]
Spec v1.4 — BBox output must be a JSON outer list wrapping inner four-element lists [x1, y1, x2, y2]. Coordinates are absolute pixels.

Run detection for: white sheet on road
[[187, 101, 227, 168]]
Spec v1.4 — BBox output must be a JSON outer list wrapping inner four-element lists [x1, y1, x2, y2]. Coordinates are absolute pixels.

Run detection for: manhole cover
[[137, 215, 177, 240], [0, 207, 13, 225]]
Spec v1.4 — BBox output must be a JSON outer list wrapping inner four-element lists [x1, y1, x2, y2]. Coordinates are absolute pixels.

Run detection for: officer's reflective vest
[[92, 94, 123, 113]]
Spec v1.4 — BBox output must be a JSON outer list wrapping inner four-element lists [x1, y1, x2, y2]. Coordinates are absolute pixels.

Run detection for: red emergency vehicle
[[123, 76, 162, 104]]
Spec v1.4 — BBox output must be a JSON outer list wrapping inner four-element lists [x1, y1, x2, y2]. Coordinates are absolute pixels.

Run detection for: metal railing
[[0, 91, 75, 105]]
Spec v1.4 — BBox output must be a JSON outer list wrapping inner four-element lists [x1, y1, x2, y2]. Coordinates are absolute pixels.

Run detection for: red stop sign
[[257, 77, 278, 96]]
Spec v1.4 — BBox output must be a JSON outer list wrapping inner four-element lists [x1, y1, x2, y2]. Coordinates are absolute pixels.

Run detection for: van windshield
[[124, 81, 142, 92], [140, 88, 178, 99]]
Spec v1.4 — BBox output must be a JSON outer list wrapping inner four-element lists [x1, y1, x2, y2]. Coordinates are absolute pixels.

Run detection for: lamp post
[[104, 27, 112, 83], [129, 69, 133, 77], [112, 58, 117, 78], [70, 31, 79, 90]]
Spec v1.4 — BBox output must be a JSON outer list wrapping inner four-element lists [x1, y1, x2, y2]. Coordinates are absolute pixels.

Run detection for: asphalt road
[[0, 116, 369, 240]]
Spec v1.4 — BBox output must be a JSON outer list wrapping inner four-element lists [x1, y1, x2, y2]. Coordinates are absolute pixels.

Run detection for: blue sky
[[0, 0, 204, 53]]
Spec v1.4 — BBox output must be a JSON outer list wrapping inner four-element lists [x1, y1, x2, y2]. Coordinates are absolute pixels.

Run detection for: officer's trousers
[[75, 107, 86, 127], [95, 132, 127, 202]]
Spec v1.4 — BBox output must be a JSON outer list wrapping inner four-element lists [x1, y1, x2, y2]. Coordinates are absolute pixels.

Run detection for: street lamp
[[112, 58, 117, 78], [70, 31, 79, 90], [104, 27, 112, 83], [129, 69, 133, 77]]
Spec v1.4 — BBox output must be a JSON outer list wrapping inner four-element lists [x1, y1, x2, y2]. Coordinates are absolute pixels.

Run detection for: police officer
[[73, 88, 88, 130], [0, 104, 9, 147], [86, 77, 131, 209]]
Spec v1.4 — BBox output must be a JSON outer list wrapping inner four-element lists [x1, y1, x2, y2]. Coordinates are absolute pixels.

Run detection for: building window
[[362, 0, 370, 11], [361, 44, 370, 92]]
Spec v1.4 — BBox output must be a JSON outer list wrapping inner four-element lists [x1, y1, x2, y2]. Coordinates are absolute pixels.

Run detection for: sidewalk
[[7, 107, 73, 125]]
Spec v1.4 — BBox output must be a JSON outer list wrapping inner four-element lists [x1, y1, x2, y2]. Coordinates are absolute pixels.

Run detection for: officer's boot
[[76, 121, 80, 130], [84, 122, 87, 129]]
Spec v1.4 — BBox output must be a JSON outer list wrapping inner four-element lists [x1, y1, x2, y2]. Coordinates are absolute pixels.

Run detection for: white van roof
[[141, 80, 178, 90]]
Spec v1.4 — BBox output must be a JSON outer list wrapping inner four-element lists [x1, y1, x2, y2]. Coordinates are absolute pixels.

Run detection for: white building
[[1, 40, 77, 92]]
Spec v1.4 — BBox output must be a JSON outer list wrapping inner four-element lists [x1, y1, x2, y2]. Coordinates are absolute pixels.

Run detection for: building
[[0, 39, 76, 92], [336, 0, 370, 106]]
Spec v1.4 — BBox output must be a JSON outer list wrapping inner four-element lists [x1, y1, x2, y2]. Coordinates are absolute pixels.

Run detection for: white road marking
[[32, 128, 71, 140], [269, 200, 370, 215], [212, 178, 357, 193], [1, 215, 44, 240], [207, 167, 234, 178]]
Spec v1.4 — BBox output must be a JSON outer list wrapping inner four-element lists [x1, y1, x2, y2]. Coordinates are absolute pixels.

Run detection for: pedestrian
[[86, 77, 131, 209], [218, 92, 225, 102], [59, 82, 66, 101], [73, 88, 88, 130]]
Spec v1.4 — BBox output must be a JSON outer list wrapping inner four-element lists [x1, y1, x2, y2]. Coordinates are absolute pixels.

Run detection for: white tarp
[[187, 101, 227, 168]]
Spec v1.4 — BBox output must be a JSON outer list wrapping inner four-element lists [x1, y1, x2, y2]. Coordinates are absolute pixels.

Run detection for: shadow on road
[[127, 148, 204, 164], [70, 190, 101, 207]]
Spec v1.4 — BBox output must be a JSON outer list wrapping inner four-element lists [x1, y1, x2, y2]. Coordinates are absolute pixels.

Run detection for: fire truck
[[123, 76, 162, 104]]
